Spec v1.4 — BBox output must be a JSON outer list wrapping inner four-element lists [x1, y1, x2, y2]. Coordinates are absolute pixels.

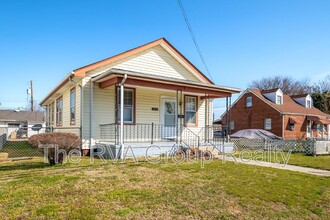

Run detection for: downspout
[[120, 74, 128, 159]]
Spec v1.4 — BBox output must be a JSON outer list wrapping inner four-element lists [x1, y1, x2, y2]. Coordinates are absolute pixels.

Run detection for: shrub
[[28, 133, 82, 165]]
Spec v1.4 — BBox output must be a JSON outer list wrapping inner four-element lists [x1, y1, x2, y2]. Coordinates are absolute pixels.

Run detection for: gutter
[[92, 68, 241, 94], [40, 71, 76, 106]]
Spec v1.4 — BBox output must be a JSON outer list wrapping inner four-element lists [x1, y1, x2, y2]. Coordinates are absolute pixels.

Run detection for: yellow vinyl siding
[[48, 84, 81, 128], [89, 86, 212, 142], [86, 46, 201, 82], [61, 88, 70, 127], [93, 85, 116, 140], [136, 87, 177, 124], [82, 78, 91, 144], [47, 81, 213, 146]]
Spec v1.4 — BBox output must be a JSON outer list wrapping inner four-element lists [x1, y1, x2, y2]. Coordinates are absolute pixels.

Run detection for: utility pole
[[30, 80, 34, 111]]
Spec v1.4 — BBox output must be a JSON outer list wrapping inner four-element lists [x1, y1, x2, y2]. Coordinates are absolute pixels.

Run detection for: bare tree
[[249, 76, 312, 95], [24, 100, 44, 112], [312, 75, 330, 93]]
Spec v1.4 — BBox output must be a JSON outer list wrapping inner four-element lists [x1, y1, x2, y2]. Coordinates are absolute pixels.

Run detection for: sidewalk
[[217, 156, 330, 177]]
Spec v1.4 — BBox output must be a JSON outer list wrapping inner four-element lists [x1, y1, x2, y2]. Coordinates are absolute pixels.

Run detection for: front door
[[161, 99, 177, 139]]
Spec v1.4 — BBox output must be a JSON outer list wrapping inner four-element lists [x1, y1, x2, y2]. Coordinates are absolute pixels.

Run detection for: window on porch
[[185, 96, 197, 126], [117, 88, 135, 124]]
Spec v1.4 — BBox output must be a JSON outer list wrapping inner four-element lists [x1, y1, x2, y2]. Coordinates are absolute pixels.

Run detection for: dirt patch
[[0, 153, 8, 160]]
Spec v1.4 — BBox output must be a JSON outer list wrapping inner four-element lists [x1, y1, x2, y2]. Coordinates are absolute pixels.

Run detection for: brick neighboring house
[[221, 88, 330, 140]]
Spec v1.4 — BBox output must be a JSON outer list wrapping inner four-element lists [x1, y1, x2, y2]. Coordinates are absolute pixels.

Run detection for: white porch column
[[119, 74, 127, 159], [89, 80, 94, 148], [120, 83, 124, 159]]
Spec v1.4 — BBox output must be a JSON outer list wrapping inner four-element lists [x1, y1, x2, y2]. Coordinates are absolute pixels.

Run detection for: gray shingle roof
[[0, 110, 45, 123]]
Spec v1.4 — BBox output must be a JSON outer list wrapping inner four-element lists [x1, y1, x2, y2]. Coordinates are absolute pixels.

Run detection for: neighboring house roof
[[290, 94, 309, 98], [260, 88, 280, 94], [213, 118, 221, 124], [249, 88, 329, 117], [0, 110, 45, 123]]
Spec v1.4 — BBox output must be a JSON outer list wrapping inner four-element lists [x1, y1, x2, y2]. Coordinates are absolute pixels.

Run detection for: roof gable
[[87, 45, 201, 82], [74, 38, 212, 84]]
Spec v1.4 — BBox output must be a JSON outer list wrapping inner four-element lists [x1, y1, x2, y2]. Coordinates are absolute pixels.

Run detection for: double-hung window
[[117, 88, 134, 123], [70, 88, 76, 124], [185, 96, 197, 126], [50, 102, 54, 125], [276, 95, 282, 105], [264, 118, 272, 130], [48, 103, 54, 126], [56, 97, 63, 126], [246, 96, 252, 107]]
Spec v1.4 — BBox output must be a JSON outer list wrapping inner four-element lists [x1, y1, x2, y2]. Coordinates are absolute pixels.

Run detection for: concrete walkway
[[217, 156, 330, 177]]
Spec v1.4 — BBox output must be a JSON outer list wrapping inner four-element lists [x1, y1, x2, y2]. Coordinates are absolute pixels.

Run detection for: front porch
[[96, 122, 228, 158], [85, 68, 239, 157]]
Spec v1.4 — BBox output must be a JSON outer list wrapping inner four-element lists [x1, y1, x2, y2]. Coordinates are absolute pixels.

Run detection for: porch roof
[[92, 68, 241, 97]]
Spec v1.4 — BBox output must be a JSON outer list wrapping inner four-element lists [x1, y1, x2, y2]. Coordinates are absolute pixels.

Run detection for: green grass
[[1, 141, 42, 158], [235, 150, 330, 171], [0, 157, 329, 219]]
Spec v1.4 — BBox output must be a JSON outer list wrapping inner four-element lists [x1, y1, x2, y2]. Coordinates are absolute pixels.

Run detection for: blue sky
[[1, 0, 330, 118]]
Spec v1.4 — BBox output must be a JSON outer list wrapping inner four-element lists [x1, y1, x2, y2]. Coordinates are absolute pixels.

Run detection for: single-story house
[[0, 110, 45, 141], [40, 38, 240, 156], [221, 88, 330, 140]]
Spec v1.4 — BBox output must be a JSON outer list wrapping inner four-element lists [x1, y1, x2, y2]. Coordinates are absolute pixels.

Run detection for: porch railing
[[99, 123, 229, 149], [181, 125, 200, 148], [197, 124, 228, 148], [99, 123, 177, 145]]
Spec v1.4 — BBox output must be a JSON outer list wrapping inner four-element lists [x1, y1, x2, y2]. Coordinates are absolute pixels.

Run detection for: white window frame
[[185, 96, 197, 126], [246, 96, 252, 107], [306, 100, 311, 108], [276, 95, 282, 105], [264, 118, 272, 130], [117, 88, 134, 124]]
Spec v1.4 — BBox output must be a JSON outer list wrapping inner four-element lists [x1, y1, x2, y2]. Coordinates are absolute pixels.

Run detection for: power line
[[177, 0, 214, 82]]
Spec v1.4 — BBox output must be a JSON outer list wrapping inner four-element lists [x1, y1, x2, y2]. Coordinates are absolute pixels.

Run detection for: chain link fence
[[0, 126, 81, 161], [230, 138, 330, 156]]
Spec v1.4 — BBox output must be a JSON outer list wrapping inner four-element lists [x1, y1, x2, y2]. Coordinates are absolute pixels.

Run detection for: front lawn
[[0, 157, 329, 219]]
